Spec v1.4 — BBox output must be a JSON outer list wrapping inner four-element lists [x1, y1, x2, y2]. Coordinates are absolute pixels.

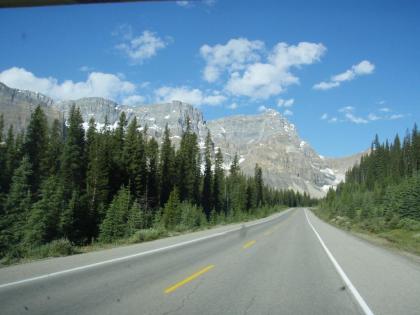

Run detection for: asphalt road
[[1, 208, 420, 315]]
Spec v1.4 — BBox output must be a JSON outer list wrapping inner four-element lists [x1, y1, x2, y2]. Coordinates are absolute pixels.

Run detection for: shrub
[[179, 202, 207, 230], [25, 238, 75, 259], [397, 218, 420, 231], [128, 228, 168, 244]]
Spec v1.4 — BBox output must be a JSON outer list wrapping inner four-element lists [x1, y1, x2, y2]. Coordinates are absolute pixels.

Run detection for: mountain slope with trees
[[318, 125, 420, 254], [0, 107, 316, 263]]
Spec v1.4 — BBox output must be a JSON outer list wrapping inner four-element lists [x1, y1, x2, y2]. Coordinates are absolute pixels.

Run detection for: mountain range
[[0, 82, 363, 197]]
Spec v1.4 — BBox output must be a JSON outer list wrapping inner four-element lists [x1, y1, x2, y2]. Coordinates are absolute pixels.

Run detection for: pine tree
[[85, 118, 109, 238], [162, 187, 181, 229], [45, 119, 63, 176], [147, 137, 160, 210], [230, 153, 240, 177], [159, 125, 175, 206], [213, 148, 224, 213], [110, 112, 128, 195], [0, 114, 6, 194], [254, 164, 264, 207], [99, 186, 132, 242], [201, 131, 213, 217], [23, 176, 64, 247], [60, 105, 86, 199], [0, 156, 32, 256], [127, 201, 144, 235], [176, 117, 200, 203], [59, 190, 78, 241], [24, 106, 49, 193], [3, 125, 18, 193]]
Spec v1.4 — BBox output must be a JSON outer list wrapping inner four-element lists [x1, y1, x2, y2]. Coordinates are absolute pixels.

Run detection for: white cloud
[[345, 113, 368, 124], [339, 106, 355, 113], [313, 81, 340, 90], [368, 113, 381, 121], [154, 86, 226, 106], [313, 60, 375, 90], [328, 117, 338, 123], [122, 94, 146, 106], [0, 67, 136, 101], [277, 98, 294, 107], [283, 109, 293, 116], [227, 102, 238, 110], [323, 105, 406, 125], [258, 105, 268, 112], [176, 0, 215, 7], [390, 114, 404, 120], [200, 39, 325, 99], [200, 38, 264, 82], [338, 106, 367, 124], [176, 1, 190, 7], [116, 29, 170, 64], [353, 60, 375, 75], [226, 42, 326, 99], [79, 66, 93, 72]]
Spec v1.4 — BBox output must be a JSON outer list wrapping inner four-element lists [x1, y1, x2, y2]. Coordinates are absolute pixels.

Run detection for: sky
[[0, 0, 419, 157]]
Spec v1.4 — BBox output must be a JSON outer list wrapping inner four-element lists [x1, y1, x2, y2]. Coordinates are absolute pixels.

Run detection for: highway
[[1, 208, 420, 315]]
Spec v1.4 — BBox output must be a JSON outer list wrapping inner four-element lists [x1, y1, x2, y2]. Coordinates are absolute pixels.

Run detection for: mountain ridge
[[0, 82, 362, 197]]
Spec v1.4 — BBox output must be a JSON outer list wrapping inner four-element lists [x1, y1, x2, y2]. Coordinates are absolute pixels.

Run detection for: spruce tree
[[60, 105, 86, 199], [23, 176, 63, 247], [127, 201, 144, 235], [24, 106, 48, 193], [254, 164, 264, 207], [202, 131, 213, 217], [159, 125, 175, 206], [0, 156, 32, 256], [162, 187, 181, 229], [45, 119, 63, 176], [99, 186, 132, 242], [147, 137, 160, 210], [0, 114, 6, 194], [213, 148, 224, 213], [85, 118, 109, 238]]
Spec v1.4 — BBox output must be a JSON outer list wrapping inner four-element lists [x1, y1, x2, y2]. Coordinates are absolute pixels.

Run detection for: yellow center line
[[243, 240, 256, 249], [164, 264, 215, 294]]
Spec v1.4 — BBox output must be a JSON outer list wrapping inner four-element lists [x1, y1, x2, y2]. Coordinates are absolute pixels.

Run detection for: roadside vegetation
[[316, 125, 420, 255], [0, 108, 316, 265]]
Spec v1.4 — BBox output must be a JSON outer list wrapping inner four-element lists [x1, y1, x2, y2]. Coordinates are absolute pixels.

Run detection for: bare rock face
[[208, 109, 350, 198], [0, 82, 59, 133], [0, 82, 362, 197]]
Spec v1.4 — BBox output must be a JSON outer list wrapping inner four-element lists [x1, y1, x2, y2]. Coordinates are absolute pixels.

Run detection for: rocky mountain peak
[[0, 81, 362, 197]]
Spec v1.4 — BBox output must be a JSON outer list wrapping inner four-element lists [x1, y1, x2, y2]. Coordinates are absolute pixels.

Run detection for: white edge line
[[0, 208, 293, 290], [304, 209, 375, 315]]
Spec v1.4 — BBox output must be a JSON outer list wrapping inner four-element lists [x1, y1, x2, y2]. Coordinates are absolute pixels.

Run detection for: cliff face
[[0, 82, 59, 133]]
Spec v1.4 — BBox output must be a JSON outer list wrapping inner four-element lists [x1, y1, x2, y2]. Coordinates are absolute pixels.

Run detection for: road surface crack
[[163, 280, 202, 315], [243, 295, 256, 315]]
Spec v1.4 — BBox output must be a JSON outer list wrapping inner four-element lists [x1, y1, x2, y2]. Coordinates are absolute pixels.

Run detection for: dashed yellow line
[[164, 265, 215, 294], [243, 240, 256, 249]]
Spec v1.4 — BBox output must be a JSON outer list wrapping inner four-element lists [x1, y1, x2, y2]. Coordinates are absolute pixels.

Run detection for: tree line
[[0, 106, 315, 260], [321, 124, 420, 231]]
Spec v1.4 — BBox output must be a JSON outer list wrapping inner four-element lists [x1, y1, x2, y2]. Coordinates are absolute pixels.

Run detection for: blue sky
[[0, 0, 419, 157]]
